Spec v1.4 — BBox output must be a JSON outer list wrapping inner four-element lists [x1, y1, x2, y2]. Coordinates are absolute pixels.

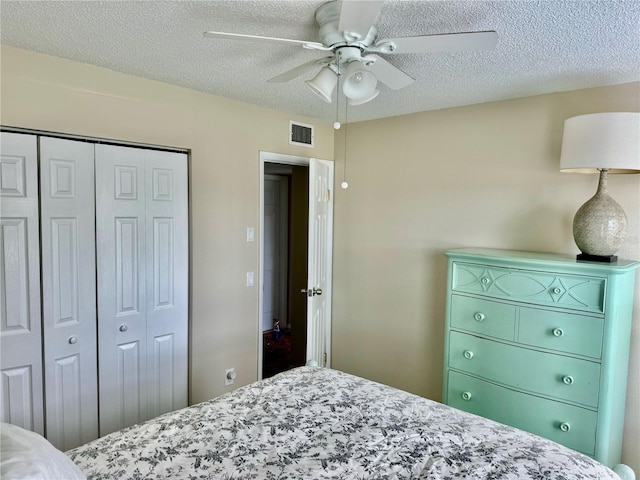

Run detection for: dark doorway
[[262, 163, 309, 378]]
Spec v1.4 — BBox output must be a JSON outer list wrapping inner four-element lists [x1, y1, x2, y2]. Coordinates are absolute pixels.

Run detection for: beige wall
[[331, 81, 640, 471], [0, 45, 334, 403], [2, 44, 639, 472]]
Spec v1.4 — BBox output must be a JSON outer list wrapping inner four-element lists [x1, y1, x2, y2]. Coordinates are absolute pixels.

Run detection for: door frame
[[258, 151, 333, 380]]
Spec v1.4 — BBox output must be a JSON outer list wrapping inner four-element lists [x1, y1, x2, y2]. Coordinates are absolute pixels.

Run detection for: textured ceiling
[[1, 0, 639, 124]]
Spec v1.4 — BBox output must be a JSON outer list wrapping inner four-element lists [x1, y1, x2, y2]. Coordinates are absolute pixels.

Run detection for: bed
[[3, 367, 621, 479]]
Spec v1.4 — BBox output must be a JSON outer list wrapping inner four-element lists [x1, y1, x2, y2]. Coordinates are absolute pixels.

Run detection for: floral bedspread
[[68, 367, 617, 479]]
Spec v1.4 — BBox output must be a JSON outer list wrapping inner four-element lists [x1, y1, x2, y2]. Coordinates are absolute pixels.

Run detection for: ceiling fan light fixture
[[347, 88, 379, 106], [205, 1, 502, 110], [342, 61, 378, 103], [305, 66, 338, 103]]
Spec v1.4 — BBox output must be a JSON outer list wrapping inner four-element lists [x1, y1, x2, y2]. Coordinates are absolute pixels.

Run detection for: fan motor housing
[[336, 46, 362, 65]]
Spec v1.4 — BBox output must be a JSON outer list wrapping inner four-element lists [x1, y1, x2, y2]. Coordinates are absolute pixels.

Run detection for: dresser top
[[446, 248, 640, 273]]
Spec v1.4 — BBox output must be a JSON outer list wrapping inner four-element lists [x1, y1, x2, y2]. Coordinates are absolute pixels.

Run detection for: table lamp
[[560, 112, 640, 262]]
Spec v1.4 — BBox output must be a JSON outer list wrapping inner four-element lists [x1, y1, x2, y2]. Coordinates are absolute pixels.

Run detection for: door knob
[[119, 324, 128, 332]]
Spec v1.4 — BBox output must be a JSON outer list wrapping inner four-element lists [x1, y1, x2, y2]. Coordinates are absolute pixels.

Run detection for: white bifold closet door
[[0, 133, 44, 435], [1, 134, 188, 445], [39, 137, 98, 451], [95, 144, 188, 436]]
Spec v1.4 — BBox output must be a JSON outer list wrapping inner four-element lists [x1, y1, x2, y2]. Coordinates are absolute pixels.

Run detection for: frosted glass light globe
[[334, 121, 341, 129], [341, 181, 349, 189]]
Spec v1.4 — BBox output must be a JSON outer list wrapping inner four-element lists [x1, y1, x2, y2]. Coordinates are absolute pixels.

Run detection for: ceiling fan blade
[[365, 55, 414, 90], [338, 0, 383, 40], [204, 31, 323, 49], [268, 56, 334, 83], [380, 31, 498, 54]]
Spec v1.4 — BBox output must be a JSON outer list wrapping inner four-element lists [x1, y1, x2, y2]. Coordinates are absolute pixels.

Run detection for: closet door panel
[[96, 144, 148, 436], [40, 137, 98, 450], [116, 340, 144, 427], [0, 133, 44, 434], [145, 151, 188, 418]]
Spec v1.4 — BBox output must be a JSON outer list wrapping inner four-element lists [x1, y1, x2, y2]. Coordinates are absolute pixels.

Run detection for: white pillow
[[0, 423, 86, 480]]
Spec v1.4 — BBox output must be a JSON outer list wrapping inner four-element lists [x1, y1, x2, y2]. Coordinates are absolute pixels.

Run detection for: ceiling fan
[[204, 0, 498, 106]]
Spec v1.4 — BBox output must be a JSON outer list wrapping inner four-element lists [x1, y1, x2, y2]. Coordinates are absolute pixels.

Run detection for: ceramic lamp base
[[573, 170, 627, 257]]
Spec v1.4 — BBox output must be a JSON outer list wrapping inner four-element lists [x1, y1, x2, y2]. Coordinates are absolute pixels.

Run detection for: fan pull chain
[[333, 64, 348, 190], [334, 68, 341, 131], [341, 97, 349, 190]]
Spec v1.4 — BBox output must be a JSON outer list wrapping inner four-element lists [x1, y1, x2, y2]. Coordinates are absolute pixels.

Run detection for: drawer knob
[[463, 350, 474, 359], [563, 375, 574, 385], [559, 422, 571, 432], [552, 287, 562, 295], [481, 277, 490, 285], [461, 391, 472, 401], [552, 328, 564, 337], [474, 312, 485, 322], [119, 324, 128, 332], [68, 336, 78, 345]]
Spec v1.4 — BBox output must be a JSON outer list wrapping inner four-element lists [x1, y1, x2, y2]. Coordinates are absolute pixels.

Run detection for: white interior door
[[96, 144, 149, 435], [144, 149, 188, 420], [40, 137, 98, 450], [305, 158, 333, 367], [0, 132, 44, 434], [96, 144, 188, 435]]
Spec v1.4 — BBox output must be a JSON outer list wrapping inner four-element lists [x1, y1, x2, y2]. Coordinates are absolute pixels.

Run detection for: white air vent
[[289, 121, 314, 148]]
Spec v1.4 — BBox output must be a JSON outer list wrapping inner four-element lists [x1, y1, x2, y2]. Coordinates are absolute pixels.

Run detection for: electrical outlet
[[225, 368, 236, 386]]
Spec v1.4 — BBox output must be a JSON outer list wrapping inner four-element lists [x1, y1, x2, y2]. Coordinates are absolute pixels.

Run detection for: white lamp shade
[[348, 88, 379, 106], [560, 112, 640, 173], [342, 61, 378, 103], [305, 67, 337, 103]]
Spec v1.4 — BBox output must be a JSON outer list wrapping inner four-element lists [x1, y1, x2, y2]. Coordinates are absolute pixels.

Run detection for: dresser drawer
[[452, 262, 605, 313], [518, 308, 604, 359], [447, 371, 597, 456], [450, 294, 516, 341], [449, 331, 601, 408]]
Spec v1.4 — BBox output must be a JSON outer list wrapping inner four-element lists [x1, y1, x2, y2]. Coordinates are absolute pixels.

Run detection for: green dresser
[[442, 248, 639, 470]]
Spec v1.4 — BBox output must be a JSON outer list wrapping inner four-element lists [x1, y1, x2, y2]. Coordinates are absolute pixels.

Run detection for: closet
[[0, 131, 188, 451]]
